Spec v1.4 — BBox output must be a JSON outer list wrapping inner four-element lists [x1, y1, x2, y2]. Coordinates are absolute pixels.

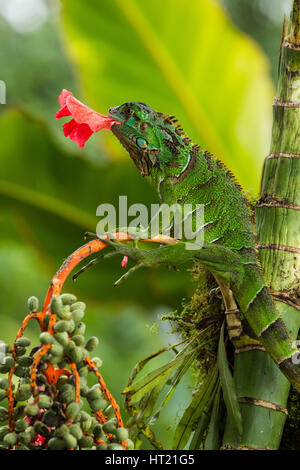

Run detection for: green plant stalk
[[222, 1, 300, 449]]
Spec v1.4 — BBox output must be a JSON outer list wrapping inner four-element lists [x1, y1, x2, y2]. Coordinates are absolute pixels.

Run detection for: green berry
[[24, 404, 39, 416], [69, 423, 83, 440], [72, 335, 85, 346], [27, 426, 36, 441], [78, 435, 93, 449], [90, 398, 107, 411], [81, 417, 92, 433], [69, 346, 84, 364], [54, 320, 69, 333], [3, 356, 15, 368], [70, 302, 86, 312], [15, 419, 29, 432], [15, 346, 26, 357], [85, 336, 99, 352], [78, 366, 88, 378], [54, 332, 69, 346], [115, 427, 129, 441], [40, 332, 54, 345], [50, 295, 63, 316], [0, 378, 9, 390], [57, 375, 69, 389], [0, 406, 8, 422], [28, 296, 39, 313], [3, 432, 17, 447], [51, 343, 63, 357], [66, 402, 80, 419], [93, 424, 104, 439], [14, 366, 27, 378], [15, 384, 31, 401], [16, 337, 31, 348], [58, 306, 72, 321], [0, 426, 9, 440], [54, 424, 69, 438], [18, 431, 31, 445], [78, 410, 90, 422], [72, 322, 86, 336], [64, 433, 77, 449], [38, 394, 53, 409], [48, 437, 66, 450], [80, 384, 89, 397], [125, 438, 135, 450], [103, 420, 117, 434], [96, 444, 107, 450], [34, 421, 49, 437], [65, 340, 76, 355], [107, 443, 124, 450], [60, 294, 77, 305], [103, 405, 115, 419], [67, 320, 75, 334], [61, 389, 75, 404], [18, 356, 33, 367], [86, 385, 101, 401], [71, 310, 85, 323], [91, 357, 102, 369]]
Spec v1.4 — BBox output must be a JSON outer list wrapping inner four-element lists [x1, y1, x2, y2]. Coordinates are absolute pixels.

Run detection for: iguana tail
[[233, 263, 300, 389]]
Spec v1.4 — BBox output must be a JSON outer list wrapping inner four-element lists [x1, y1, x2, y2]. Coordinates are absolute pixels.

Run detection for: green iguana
[[99, 101, 300, 393]]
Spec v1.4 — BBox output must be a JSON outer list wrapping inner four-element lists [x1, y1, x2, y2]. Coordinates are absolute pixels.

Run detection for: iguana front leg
[[98, 236, 244, 286]]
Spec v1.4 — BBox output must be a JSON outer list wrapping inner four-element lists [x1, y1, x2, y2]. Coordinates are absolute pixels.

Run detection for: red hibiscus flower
[[55, 89, 120, 148]]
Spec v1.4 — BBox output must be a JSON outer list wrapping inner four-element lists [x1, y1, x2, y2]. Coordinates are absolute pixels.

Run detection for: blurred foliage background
[[0, 0, 293, 448]]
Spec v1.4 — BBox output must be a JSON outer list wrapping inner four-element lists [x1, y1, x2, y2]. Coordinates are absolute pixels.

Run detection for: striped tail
[[233, 263, 300, 391]]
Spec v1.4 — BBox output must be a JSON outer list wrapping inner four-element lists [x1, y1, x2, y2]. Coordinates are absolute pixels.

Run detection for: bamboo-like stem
[[222, 1, 300, 449]]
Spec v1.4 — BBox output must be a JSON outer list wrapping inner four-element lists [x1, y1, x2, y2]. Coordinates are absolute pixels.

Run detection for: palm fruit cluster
[[0, 293, 133, 450]]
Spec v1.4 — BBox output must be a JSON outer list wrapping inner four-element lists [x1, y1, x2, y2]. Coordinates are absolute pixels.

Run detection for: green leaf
[[124, 333, 202, 403], [217, 322, 243, 439], [172, 363, 218, 450], [188, 393, 215, 450], [61, 0, 274, 191], [125, 338, 188, 389], [204, 384, 221, 450], [151, 347, 199, 424], [123, 348, 194, 404]]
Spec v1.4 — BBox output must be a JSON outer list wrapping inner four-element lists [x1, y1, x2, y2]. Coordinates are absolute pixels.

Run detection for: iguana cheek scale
[[56, 90, 300, 391]]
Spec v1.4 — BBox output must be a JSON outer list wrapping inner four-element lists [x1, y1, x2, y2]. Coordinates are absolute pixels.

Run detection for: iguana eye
[[137, 138, 148, 149], [124, 106, 133, 117]]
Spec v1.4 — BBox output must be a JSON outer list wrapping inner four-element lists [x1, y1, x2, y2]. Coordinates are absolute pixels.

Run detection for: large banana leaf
[[60, 0, 274, 191]]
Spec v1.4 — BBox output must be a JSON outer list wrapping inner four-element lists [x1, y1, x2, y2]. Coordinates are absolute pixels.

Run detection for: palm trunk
[[222, 0, 300, 449]]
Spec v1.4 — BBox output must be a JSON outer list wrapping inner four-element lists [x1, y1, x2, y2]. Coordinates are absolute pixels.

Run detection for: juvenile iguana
[[99, 101, 300, 393]]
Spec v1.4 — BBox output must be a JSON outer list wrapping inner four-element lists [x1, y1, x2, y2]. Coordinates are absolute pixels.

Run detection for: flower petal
[[58, 88, 73, 107], [66, 95, 117, 132], [55, 104, 72, 119], [56, 89, 120, 148], [63, 119, 78, 137], [69, 123, 93, 149], [121, 256, 128, 268]]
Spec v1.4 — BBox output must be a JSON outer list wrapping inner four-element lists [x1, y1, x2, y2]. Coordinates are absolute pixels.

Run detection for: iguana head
[[109, 102, 192, 178]]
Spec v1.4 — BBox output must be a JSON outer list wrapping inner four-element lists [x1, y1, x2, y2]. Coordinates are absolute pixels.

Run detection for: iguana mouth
[[110, 123, 152, 177]]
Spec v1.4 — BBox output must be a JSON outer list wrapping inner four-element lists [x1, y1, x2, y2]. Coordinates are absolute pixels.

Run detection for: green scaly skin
[[106, 102, 300, 392]]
